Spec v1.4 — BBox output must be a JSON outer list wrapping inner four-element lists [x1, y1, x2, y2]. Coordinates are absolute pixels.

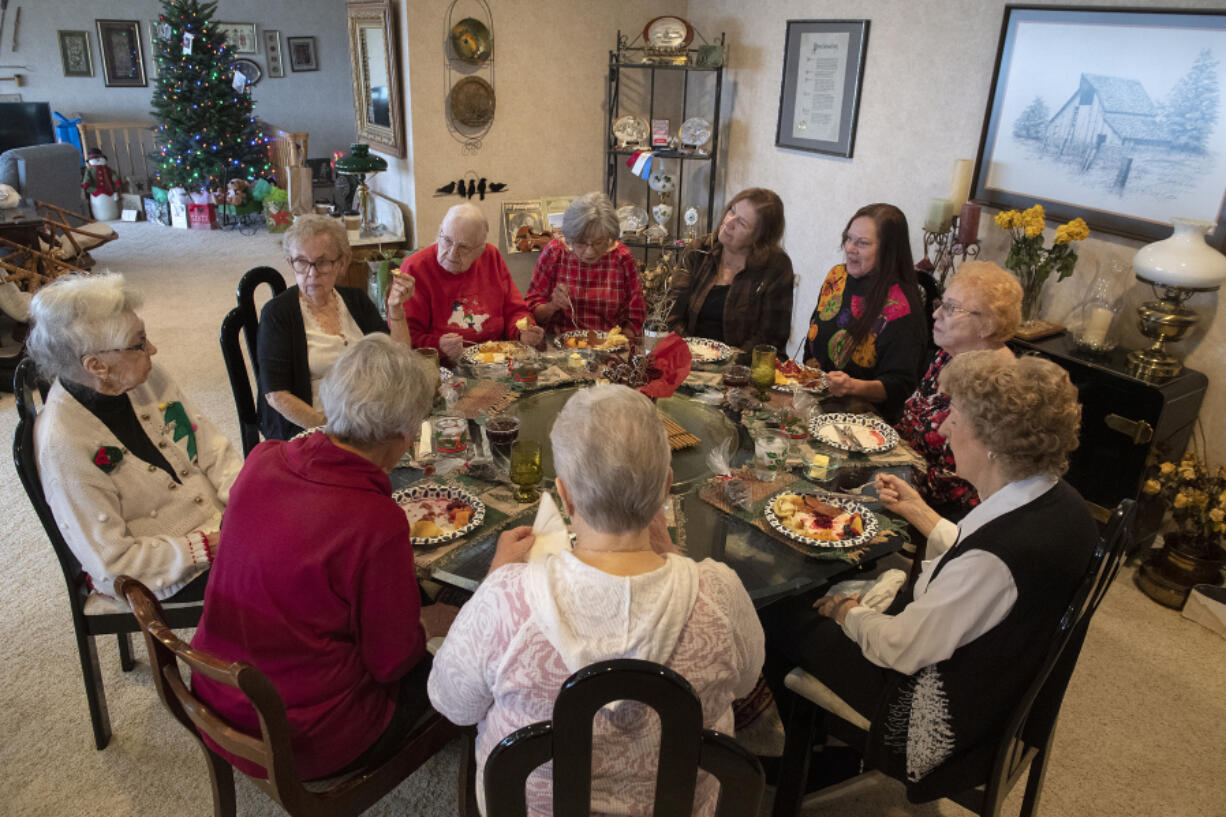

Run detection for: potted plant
[[1135, 451, 1226, 608]]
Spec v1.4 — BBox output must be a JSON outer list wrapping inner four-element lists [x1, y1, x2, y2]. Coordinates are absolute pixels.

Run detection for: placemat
[[661, 414, 700, 450], [452, 380, 518, 418], [697, 471, 910, 563]]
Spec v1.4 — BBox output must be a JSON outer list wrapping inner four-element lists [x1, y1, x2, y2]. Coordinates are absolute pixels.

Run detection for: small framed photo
[[263, 29, 285, 78], [216, 22, 258, 54], [775, 19, 870, 158], [96, 20, 147, 87], [287, 36, 318, 72], [58, 30, 94, 78]]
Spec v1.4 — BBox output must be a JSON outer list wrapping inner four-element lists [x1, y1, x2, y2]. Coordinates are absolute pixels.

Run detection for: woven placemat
[[661, 414, 700, 451], [697, 471, 907, 563], [452, 381, 518, 418]]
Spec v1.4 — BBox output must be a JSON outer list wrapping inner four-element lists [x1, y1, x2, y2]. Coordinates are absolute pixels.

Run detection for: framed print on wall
[[775, 19, 870, 157], [973, 6, 1226, 249], [95, 20, 146, 87], [216, 22, 258, 54], [287, 36, 319, 72], [264, 29, 285, 77], [58, 30, 94, 78]]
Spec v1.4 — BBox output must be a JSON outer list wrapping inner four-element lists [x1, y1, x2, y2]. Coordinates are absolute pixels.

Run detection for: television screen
[[0, 102, 55, 155]]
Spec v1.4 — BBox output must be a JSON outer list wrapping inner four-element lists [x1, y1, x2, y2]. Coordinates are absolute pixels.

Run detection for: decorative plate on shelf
[[393, 483, 486, 547], [449, 76, 496, 127], [686, 337, 733, 364], [765, 491, 878, 549], [678, 117, 712, 151], [616, 204, 649, 235], [809, 413, 899, 454], [450, 18, 492, 64], [612, 115, 649, 148], [643, 15, 694, 50], [460, 340, 532, 366]]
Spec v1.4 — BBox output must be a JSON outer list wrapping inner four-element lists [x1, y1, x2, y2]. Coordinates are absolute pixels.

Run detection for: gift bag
[[285, 165, 314, 215], [263, 197, 292, 233], [188, 203, 217, 230], [120, 193, 144, 220], [143, 197, 171, 226], [170, 202, 189, 229]]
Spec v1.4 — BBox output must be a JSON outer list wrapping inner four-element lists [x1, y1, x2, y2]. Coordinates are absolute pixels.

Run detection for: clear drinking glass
[[431, 415, 468, 456], [754, 430, 789, 482], [509, 440, 543, 503]]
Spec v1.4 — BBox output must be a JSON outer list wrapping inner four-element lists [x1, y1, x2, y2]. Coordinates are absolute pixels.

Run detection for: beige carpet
[[1, 221, 1223, 816]]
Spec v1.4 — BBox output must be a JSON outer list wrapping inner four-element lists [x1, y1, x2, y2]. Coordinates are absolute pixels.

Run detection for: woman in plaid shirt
[[526, 192, 646, 335]]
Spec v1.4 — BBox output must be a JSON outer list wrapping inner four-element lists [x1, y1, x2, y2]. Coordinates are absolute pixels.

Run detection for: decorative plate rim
[[392, 483, 487, 547], [809, 412, 899, 453], [764, 490, 878, 549], [612, 114, 649, 142], [685, 336, 733, 363], [460, 340, 531, 365], [559, 329, 630, 350]]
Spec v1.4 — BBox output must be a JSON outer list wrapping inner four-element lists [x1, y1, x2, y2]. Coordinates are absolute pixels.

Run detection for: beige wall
[[685, 0, 1226, 464], [372, 0, 1225, 463]]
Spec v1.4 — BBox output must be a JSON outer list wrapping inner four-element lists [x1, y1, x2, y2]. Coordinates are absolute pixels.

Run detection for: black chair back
[[11, 357, 203, 749], [221, 266, 285, 455], [484, 658, 764, 817]]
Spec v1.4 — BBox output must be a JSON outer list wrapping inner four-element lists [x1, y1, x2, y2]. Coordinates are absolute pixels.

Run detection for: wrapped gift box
[[264, 199, 293, 233], [188, 203, 217, 230], [143, 198, 171, 226]]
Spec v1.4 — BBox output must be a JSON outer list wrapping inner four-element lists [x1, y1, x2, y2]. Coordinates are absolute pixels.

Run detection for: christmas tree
[[149, 0, 272, 190]]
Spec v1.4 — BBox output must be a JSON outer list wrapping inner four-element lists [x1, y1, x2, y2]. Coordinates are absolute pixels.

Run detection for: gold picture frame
[[58, 30, 94, 78], [346, 0, 405, 158]]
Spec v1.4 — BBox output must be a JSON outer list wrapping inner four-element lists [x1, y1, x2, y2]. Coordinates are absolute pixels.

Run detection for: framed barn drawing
[[973, 7, 1226, 248]]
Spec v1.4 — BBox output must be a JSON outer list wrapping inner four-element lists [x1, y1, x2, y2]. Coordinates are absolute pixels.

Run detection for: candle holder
[[921, 215, 980, 292]]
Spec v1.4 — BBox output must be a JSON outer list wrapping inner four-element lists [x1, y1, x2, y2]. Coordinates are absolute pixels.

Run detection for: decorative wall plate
[[233, 58, 261, 87], [643, 16, 694, 50], [450, 76, 496, 127], [450, 17, 491, 64]]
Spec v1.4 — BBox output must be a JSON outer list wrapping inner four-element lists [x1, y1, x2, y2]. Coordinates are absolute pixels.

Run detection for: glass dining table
[[393, 369, 920, 610]]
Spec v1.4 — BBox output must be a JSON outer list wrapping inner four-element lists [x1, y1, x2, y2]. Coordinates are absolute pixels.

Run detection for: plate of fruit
[[393, 484, 486, 546], [561, 327, 630, 350], [764, 491, 877, 549], [774, 359, 826, 393]]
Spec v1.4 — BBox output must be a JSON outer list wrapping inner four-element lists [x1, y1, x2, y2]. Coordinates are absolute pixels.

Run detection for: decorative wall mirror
[[346, 0, 405, 158]]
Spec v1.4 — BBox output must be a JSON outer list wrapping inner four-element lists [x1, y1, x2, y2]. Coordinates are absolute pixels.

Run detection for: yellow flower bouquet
[[1141, 452, 1226, 560], [994, 204, 1089, 323]]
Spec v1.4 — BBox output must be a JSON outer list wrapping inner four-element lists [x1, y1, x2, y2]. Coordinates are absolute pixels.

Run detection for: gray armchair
[[0, 143, 85, 216]]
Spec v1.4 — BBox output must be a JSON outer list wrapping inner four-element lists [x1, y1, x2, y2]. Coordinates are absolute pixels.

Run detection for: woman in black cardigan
[[258, 215, 414, 440]]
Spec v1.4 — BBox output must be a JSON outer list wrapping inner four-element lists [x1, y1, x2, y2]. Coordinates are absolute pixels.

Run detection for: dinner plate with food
[[809, 412, 899, 454], [686, 337, 733, 364], [393, 484, 486, 546], [765, 491, 878, 549], [461, 340, 533, 366], [774, 359, 826, 393], [560, 327, 630, 351]]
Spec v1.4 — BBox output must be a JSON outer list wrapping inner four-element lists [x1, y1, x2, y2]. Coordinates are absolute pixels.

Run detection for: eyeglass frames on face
[[934, 299, 980, 317], [290, 255, 343, 274], [84, 336, 151, 359], [437, 233, 482, 255]]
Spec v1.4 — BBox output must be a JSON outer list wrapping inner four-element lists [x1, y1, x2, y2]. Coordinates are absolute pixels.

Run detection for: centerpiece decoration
[[993, 204, 1089, 325], [1136, 451, 1226, 608], [640, 250, 679, 348]]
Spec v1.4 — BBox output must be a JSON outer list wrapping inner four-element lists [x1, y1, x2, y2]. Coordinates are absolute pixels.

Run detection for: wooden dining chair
[[219, 266, 285, 455], [116, 576, 460, 817], [483, 658, 765, 817], [771, 497, 1137, 817], [11, 358, 204, 749]]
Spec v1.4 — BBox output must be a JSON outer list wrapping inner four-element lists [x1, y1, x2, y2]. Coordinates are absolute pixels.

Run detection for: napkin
[[829, 569, 907, 612], [414, 419, 431, 461], [640, 333, 692, 399], [527, 491, 571, 563]]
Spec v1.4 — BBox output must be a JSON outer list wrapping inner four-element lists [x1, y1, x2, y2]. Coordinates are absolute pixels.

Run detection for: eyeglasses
[[290, 255, 343, 275], [569, 236, 611, 252], [934, 299, 980, 318], [84, 336, 151, 360], [437, 233, 482, 255], [842, 236, 876, 250]]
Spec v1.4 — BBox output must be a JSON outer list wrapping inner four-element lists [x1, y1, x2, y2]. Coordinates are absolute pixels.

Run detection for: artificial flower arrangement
[[993, 204, 1090, 322], [1142, 452, 1226, 560]]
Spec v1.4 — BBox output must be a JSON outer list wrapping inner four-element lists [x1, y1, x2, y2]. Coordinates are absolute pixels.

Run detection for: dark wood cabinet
[[1008, 334, 1207, 548]]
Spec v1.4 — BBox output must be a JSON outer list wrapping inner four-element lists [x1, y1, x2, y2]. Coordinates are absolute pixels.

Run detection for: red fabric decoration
[[639, 333, 692, 399]]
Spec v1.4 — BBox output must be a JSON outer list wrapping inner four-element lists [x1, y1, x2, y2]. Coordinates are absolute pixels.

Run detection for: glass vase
[[1014, 263, 1043, 325]]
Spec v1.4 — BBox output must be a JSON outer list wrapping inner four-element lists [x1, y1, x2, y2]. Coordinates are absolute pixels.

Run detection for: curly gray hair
[[321, 334, 435, 447], [284, 213, 350, 260], [550, 384, 670, 534], [27, 273, 143, 383], [562, 192, 620, 245]]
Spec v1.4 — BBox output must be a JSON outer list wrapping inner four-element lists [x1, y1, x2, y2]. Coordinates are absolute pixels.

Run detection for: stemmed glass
[[509, 440, 542, 503]]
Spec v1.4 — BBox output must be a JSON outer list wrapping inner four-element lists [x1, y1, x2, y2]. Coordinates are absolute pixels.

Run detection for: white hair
[[441, 202, 489, 238], [321, 334, 434, 446], [562, 192, 619, 244], [284, 213, 350, 258], [550, 384, 670, 534], [27, 273, 143, 383]]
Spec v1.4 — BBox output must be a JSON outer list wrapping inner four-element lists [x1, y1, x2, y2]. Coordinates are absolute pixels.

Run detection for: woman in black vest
[[770, 351, 1097, 802]]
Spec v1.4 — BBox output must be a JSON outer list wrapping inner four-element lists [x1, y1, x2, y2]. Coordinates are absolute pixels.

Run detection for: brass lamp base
[[1127, 287, 1200, 383], [1127, 348, 1183, 381]]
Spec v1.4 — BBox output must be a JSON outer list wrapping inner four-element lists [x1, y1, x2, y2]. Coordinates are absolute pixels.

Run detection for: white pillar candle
[[1083, 306, 1114, 346], [949, 159, 974, 210]]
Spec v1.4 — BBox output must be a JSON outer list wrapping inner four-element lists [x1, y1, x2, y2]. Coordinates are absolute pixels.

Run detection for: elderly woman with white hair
[[191, 334, 458, 781], [428, 384, 765, 817], [525, 191, 646, 335], [401, 203, 545, 362], [27, 273, 242, 601], [259, 213, 414, 441]]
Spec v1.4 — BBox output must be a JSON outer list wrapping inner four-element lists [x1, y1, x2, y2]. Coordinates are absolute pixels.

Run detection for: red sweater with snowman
[[400, 243, 532, 351]]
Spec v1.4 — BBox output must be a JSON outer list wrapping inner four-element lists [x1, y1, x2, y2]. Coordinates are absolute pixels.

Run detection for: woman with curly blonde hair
[[895, 261, 1022, 518], [768, 351, 1098, 802]]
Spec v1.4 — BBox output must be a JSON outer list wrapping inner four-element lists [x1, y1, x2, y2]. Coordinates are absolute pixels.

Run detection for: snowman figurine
[[82, 147, 122, 221]]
